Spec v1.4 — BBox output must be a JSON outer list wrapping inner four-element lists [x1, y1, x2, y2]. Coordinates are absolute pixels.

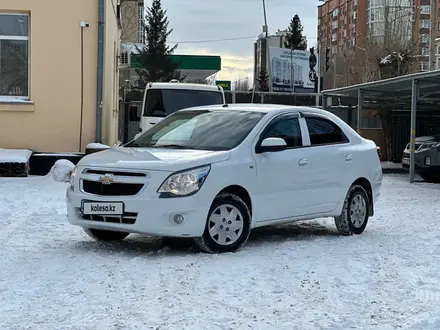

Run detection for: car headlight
[[158, 165, 211, 197], [69, 166, 77, 188]]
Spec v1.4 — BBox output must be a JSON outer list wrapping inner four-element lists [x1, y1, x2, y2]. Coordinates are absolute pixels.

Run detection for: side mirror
[[255, 137, 287, 154]]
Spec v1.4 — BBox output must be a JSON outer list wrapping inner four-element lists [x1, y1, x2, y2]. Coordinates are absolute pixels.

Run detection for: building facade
[[0, 0, 121, 152], [318, 0, 440, 88], [253, 30, 307, 90], [414, 0, 440, 71]]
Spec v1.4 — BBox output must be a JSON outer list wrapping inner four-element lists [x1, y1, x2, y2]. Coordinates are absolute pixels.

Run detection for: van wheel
[[334, 185, 370, 235], [84, 228, 130, 242], [194, 193, 251, 254]]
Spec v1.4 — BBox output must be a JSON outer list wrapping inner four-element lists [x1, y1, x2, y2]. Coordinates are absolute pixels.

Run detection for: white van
[[135, 81, 225, 138]]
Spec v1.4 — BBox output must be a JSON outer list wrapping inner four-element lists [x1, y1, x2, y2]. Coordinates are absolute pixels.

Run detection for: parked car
[[401, 135, 440, 182], [376, 146, 382, 161], [133, 81, 225, 139], [66, 104, 382, 253]]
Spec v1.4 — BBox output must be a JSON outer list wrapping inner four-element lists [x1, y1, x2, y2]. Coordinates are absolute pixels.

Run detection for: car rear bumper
[[66, 188, 210, 238]]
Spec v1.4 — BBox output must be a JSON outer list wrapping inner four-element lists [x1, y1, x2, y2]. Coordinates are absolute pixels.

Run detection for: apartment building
[[318, 0, 439, 86], [414, 0, 440, 71], [317, 0, 367, 88]]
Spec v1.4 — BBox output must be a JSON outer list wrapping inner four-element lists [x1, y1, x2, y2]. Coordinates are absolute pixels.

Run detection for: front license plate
[[402, 158, 409, 165], [81, 201, 123, 215]]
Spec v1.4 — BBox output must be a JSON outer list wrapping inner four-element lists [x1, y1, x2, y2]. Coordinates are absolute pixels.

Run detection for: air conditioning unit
[[119, 51, 130, 68]]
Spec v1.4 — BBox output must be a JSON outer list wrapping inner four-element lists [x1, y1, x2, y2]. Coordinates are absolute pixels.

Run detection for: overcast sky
[[160, 0, 318, 82]]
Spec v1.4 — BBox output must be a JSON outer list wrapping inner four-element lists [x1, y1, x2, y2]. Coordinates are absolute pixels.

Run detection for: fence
[[119, 91, 323, 143]]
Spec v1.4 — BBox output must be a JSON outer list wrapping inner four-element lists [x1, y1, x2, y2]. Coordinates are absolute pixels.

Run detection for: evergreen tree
[[135, 0, 180, 88], [284, 14, 307, 50], [256, 69, 269, 91]]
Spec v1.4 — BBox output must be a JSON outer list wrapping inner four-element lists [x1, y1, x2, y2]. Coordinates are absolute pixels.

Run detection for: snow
[[0, 148, 32, 164], [33, 153, 82, 157], [1, 174, 440, 329], [0, 97, 33, 104], [86, 142, 111, 149], [50, 159, 75, 182]]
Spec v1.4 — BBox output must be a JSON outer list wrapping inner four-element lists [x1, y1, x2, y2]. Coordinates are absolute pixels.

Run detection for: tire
[[84, 228, 130, 242], [193, 192, 251, 254], [334, 184, 370, 236]]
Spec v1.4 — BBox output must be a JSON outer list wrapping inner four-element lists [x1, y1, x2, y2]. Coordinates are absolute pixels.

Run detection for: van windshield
[[143, 88, 224, 117]]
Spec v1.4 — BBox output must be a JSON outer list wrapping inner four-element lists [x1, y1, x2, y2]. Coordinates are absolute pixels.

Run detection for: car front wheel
[[194, 193, 251, 253], [334, 184, 370, 235], [84, 228, 130, 242]]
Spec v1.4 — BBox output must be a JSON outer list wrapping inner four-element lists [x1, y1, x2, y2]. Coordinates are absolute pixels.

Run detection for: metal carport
[[322, 69, 440, 183]]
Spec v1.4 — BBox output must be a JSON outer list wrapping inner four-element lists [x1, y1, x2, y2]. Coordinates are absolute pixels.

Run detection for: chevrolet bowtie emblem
[[98, 174, 115, 185]]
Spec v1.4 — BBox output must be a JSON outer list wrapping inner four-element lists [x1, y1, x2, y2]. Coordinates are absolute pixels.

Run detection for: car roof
[[147, 82, 223, 92], [180, 103, 330, 115]]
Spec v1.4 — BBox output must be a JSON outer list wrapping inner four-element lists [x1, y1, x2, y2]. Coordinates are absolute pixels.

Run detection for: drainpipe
[[95, 0, 105, 143]]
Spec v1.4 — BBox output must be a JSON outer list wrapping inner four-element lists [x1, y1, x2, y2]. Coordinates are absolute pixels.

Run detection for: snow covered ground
[[1, 174, 440, 330]]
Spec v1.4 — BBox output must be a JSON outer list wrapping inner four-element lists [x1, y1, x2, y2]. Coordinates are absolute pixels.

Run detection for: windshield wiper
[[152, 144, 197, 150]]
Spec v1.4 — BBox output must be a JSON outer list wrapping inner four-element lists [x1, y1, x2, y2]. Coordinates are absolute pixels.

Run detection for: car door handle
[[345, 154, 353, 161], [299, 158, 308, 166]]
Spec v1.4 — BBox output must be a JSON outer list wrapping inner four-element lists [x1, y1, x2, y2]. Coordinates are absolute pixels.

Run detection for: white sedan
[[66, 104, 382, 253]]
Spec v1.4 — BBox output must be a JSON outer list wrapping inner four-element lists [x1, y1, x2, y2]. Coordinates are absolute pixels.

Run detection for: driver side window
[[260, 115, 303, 148]]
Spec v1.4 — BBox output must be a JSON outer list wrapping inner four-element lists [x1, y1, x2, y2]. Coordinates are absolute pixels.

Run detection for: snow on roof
[[0, 149, 32, 164]]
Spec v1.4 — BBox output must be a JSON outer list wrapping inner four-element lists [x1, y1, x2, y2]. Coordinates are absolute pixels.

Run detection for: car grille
[[82, 180, 144, 196], [82, 169, 147, 177], [81, 212, 138, 224]]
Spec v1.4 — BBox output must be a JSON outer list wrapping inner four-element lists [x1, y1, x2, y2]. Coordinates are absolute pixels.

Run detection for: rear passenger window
[[305, 117, 349, 145], [261, 116, 302, 148]]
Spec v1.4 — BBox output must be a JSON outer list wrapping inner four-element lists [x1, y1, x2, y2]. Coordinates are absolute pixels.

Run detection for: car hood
[[77, 147, 230, 172]]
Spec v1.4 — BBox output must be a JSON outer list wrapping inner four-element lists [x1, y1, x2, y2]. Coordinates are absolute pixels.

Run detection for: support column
[[409, 79, 418, 183], [357, 88, 364, 134], [322, 94, 327, 110]]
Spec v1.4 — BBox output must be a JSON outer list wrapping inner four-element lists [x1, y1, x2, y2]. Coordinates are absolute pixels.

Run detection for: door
[[301, 114, 352, 214], [252, 113, 314, 222]]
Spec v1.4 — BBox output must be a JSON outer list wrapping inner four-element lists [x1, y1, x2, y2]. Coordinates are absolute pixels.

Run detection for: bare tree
[[345, 0, 419, 159], [353, 0, 418, 83]]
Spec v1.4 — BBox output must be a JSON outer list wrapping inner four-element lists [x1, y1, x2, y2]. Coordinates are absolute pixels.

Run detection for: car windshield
[[126, 110, 265, 151], [143, 89, 224, 117]]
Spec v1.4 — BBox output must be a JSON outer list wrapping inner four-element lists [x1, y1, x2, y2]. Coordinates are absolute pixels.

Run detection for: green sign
[[216, 80, 231, 91]]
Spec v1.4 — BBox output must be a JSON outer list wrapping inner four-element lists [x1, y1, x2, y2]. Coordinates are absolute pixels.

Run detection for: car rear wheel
[[194, 193, 251, 254], [84, 228, 130, 242], [334, 184, 370, 235]]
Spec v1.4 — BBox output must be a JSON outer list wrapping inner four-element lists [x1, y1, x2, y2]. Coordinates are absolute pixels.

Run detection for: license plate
[[81, 201, 123, 215], [402, 158, 409, 165]]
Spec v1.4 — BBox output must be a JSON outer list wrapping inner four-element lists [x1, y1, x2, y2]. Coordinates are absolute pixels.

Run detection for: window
[[305, 116, 349, 145], [130, 110, 265, 151], [420, 5, 430, 15], [419, 61, 429, 72], [0, 14, 29, 98], [420, 19, 430, 29], [420, 34, 430, 43], [143, 89, 224, 117], [421, 47, 430, 56], [260, 115, 302, 148]]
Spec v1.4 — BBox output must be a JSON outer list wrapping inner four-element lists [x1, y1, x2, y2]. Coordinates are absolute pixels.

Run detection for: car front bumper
[[66, 188, 211, 238]]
